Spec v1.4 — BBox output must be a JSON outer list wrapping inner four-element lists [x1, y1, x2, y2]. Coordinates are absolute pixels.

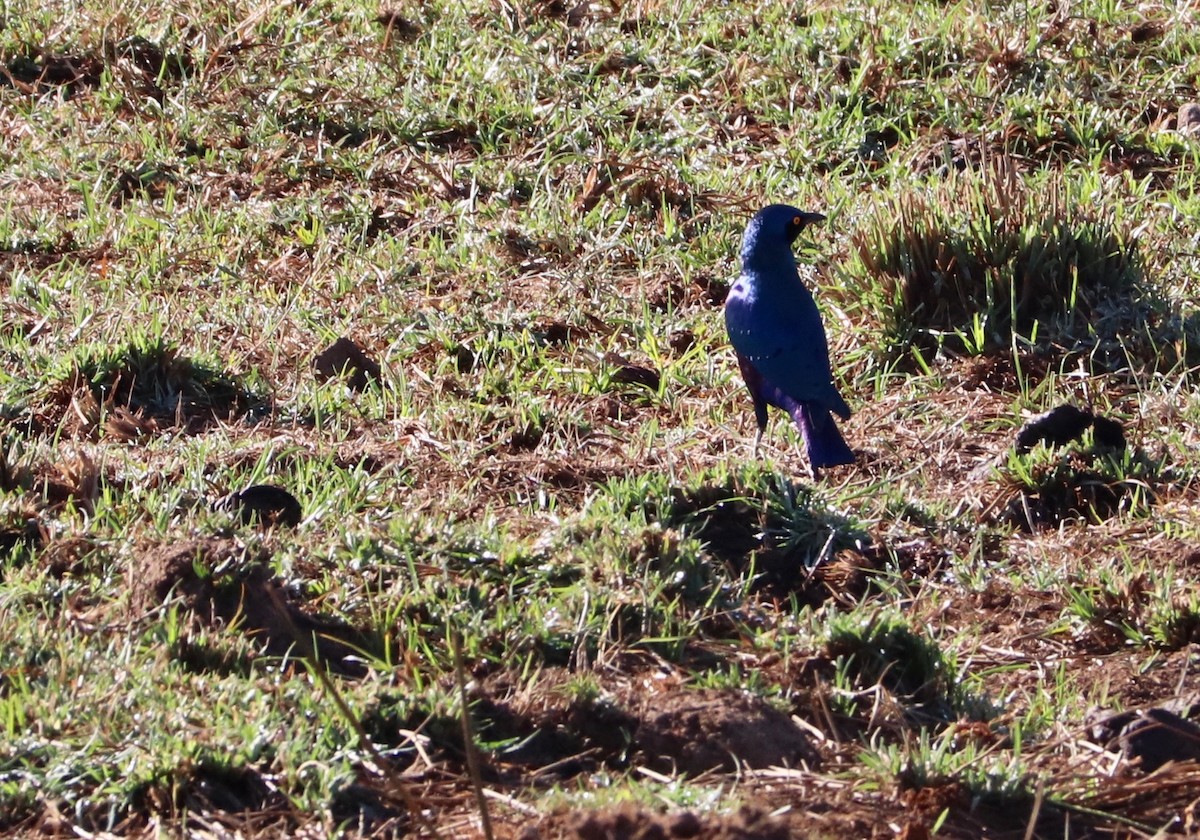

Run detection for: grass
[[4, 0, 1200, 837]]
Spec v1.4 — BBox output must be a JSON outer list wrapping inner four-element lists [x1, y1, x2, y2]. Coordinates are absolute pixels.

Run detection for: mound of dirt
[[634, 689, 818, 774], [528, 804, 804, 840], [127, 537, 372, 676], [468, 674, 818, 782]]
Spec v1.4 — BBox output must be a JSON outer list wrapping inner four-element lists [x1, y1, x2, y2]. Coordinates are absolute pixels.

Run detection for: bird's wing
[[726, 274, 849, 416]]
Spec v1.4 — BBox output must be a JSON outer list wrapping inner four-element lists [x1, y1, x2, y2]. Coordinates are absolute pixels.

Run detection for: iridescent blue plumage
[[724, 204, 854, 469]]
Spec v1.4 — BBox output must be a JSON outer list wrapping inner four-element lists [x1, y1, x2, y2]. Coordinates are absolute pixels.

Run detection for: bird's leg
[[753, 425, 764, 457], [797, 438, 819, 482]]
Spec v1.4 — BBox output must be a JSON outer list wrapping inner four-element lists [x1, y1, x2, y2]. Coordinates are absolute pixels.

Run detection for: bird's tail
[[793, 403, 855, 468]]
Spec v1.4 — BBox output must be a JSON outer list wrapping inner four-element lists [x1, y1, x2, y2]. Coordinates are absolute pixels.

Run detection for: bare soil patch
[[127, 537, 375, 676]]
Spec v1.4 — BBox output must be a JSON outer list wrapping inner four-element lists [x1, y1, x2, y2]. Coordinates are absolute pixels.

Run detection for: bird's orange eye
[[792, 216, 802, 226]]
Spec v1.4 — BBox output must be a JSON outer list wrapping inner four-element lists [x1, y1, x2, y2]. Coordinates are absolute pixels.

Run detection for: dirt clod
[[113, 36, 193, 81], [1091, 707, 1200, 772], [668, 329, 695, 354], [1092, 414, 1127, 450], [214, 484, 303, 528], [313, 337, 382, 391], [2, 50, 103, 96], [1121, 709, 1200, 771], [604, 352, 661, 391], [538, 320, 587, 345], [0, 519, 42, 558], [1015, 404, 1093, 451], [375, 10, 423, 41], [132, 762, 291, 823]]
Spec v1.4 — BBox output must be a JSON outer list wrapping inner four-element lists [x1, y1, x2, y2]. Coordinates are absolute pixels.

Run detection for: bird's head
[[740, 204, 826, 265]]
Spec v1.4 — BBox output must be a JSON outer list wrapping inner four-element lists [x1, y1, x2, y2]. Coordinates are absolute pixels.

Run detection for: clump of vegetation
[[992, 432, 1163, 530], [1063, 559, 1200, 651], [61, 335, 268, 431], [853, 155, 1144, 361], [825, 609, 962, 715], [611, 466, 871, 601]]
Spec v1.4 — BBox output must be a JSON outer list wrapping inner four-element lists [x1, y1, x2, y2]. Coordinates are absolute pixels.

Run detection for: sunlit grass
[[3, 0, 1200, 835]]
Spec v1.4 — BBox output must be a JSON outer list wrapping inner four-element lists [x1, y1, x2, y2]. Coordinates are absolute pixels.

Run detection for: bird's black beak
[[787, 211, 826, 243]]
